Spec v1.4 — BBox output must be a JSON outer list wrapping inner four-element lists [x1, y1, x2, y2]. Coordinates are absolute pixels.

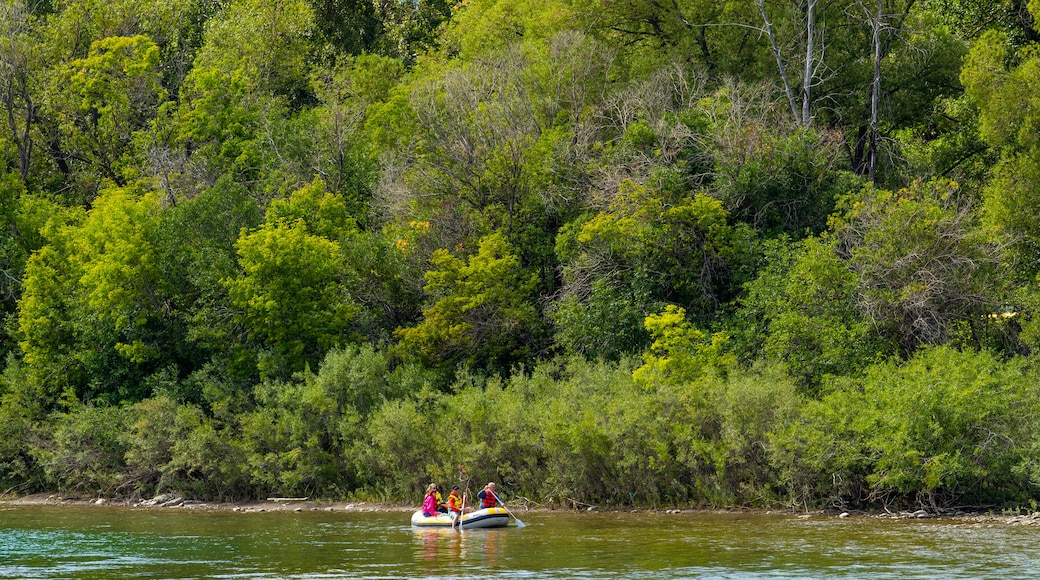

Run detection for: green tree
[[737, 236, 882, 392], [396, 231, 540, 373], [581, 0, 763, 76], [962, 21, 1040, 272], [0, 173, 56, 359], [154, 0, 319, 205], [224, 187, 360, 379], [309, 0, 380, 57], [588, 0, 968, 185], [357, 0, 458, 64], [553, 181, 755, 358], [632, 304, 734, 387], [891, 95, 996, 197], [441, 0, 574, 61], [18, 186, 173, 405], [48, 35, 164, 197], [377, 33, 608, 279], [27, 0, 212, 202], [308, 54, 401, 210], [0, 359, 41, 488], [124, 395, 251, 500], [698, 86, 861, 237], [0, 0, 42, 182], [550, 279, 651, 361], [149, 178, 263, 395], [931, 0, 1038, 46], [960, 12, 1040, 351], [189, 0, 315, 104], [400, 53, 547, 236], [238, 344, 401, 497]]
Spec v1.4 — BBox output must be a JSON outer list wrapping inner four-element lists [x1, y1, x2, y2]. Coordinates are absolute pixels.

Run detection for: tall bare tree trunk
[[757, 0, 820, 126], [801, 0, 817, 124], [756, 0, 802, 125], [868, 0, 882, 183]]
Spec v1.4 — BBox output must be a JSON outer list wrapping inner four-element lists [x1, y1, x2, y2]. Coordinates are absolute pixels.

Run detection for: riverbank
[[4, 492, 1040, 527], [0, 492, 413, 513]]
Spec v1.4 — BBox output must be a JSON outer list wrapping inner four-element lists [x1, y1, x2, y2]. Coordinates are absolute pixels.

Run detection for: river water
[[0, 505, 1036, 578]]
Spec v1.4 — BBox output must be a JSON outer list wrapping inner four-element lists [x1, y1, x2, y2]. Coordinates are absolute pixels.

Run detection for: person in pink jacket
[[422, 483, 440, 517]]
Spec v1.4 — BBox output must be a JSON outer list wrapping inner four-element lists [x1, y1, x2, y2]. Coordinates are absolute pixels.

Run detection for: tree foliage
[[224, 181, 361, 379], [0, 0, 1038, 510], [396, 231, 540, 372]]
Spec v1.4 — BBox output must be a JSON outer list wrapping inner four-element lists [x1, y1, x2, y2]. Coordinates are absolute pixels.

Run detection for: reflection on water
[[2, 506, 1040, 579], [413, 526, 506, 570]]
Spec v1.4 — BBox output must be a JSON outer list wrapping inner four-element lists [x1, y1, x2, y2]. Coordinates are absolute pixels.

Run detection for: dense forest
[[0, 0, 1039, 512]]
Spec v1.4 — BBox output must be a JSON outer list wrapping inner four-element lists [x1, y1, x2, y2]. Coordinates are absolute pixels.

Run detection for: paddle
[[455, 493, 466, 530], [455, 465, 471, 530], [490, 489, 527, 528]]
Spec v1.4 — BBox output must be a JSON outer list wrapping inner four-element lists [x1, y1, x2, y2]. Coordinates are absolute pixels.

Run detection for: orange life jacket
[[446, 492, 462, 511]]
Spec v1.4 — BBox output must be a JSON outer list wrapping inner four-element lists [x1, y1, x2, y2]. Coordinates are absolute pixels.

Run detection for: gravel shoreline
[[4, 492, 1040, 525], [0, 492, 414, 513]]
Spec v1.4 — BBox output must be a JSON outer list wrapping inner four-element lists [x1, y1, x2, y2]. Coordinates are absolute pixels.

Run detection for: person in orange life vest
[[476, 482, 499, 509], [445, 485, 464, 518], [422, 483, 440, 517]]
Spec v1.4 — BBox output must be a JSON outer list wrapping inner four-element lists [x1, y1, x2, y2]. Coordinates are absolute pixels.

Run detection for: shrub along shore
[[3, 347, 1040, 513]]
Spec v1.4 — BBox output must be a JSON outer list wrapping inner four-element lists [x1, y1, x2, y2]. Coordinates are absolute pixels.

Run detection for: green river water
[[1, 505, 1037, 578]]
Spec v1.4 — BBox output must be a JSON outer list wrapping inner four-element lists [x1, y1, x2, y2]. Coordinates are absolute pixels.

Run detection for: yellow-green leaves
[[962, 31, 1040, 151], [962, 26, 1040, 273], [55, 35, 164, 191], [72, 189, 162, 331], [264, 178, 356, 241], [225, 185, 360, 378], [191, 0, 314, 96], [442, 0, 575, 62], [17, 187, 163, 403], [633, 305, 733, 388], [69, 35, 160, 103], [396, 232, 539, 370]]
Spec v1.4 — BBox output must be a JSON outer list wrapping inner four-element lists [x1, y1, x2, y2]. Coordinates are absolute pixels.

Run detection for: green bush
[[237, 345, 404, 498], [7, 346, 1040, 510], [124, 396, 182, 497], [714, 363, 800, 505], [0, 399, 38, 492], [0, 360, 42, 492], [359, 395, 436, 499], [775, 347, 1040, 509], [124, 396, 250, 500], [861, 347, 1039, 507], [31, 404, 131, 495], [433, 372, 541, 499], [165, 411, 251, 501], [770, 380, 873, 509]]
